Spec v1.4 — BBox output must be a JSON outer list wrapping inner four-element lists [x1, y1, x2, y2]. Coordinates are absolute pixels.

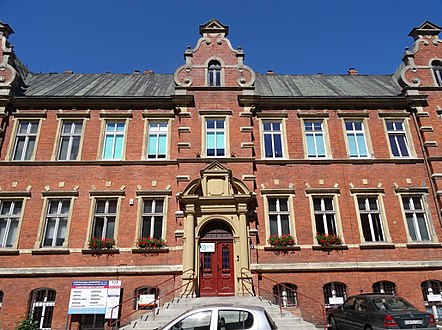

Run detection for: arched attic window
[[372, 281, 396, 295], [432, 60, 442, 86], [208, 60, 222, 87]]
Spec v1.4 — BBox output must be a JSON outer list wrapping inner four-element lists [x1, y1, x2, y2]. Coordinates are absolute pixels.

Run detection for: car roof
[[184, 304, 266, 312], [349, 294, 400, 299]]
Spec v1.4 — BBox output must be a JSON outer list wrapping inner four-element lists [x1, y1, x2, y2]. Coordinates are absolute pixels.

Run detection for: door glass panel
[[222, 245, 230, 270], [203, 253, 212, 271]]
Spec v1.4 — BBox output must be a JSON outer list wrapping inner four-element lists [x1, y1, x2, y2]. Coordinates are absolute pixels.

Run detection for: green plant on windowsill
[[136, 237, 167, 249], [267, 234, 296, 248], [88, 237, 116, 250], [315, 233, 342, 247]]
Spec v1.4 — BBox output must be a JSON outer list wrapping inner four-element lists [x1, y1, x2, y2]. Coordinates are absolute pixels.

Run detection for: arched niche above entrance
[[181, 161, 251, 199], [200, 221, 233, 240]]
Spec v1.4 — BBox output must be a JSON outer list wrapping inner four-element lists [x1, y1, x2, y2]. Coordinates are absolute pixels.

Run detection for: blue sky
[[1, 1, 442, 75]]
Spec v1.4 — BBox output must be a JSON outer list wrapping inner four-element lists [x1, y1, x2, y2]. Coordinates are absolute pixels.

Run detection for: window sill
[[264, 246, 301, 252], [359, 243, 396, 250], [312, 245, 348, 251], [132, 248, 170, 254], [406, 242, 442, 249], [32, 248, 70, 255], [0, 249, 20, 255], [81, 249, 120, 255]]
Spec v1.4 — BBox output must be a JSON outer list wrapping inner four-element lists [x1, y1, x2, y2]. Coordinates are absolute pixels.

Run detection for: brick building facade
[[0, 18, 442, 329]]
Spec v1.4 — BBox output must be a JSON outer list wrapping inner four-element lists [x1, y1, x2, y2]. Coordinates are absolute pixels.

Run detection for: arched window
[[323, 282, 347, 309], [208, 60, 222, 87], [421, 280, 442, 320], [432, 60, 442, 86], [0, 290, 3, 308], [135, 286, 160, 310], [273, 283, 297, 307], [29, 288, 56, 329], [372, 281, 396, 295]]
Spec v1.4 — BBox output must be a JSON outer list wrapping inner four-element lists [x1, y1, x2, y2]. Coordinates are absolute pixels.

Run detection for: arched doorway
[[199, 221, 234, 296]]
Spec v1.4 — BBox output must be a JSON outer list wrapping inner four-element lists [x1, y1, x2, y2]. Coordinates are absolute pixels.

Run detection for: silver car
[[156, 304, 278, 330]]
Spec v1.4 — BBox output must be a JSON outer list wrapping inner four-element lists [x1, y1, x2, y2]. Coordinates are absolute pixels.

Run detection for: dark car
[[327, 294, 437, 330]]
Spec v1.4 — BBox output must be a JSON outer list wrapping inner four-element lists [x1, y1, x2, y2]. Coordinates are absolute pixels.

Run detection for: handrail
[[240, 267, 326, 329], [107, 269, 196, 329]]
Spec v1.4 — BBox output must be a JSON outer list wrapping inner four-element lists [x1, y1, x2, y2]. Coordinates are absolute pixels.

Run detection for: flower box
[[136, 237, 167, 249], [132, 248, 169, 254], [315, 233, 342, 247], [88, 237, 116, 250], [267, 234, 296, 248]]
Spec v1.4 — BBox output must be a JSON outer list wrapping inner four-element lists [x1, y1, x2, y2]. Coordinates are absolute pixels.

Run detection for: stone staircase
[[120, 296, 320, 329]]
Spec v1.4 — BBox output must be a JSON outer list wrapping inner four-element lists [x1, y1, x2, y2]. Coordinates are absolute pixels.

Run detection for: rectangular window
[[141, 199, 164, 238], [102, 122, 125, 160], [92, 199, 117, 239], [147, 121, 168, 159], [345, 121, 369, 158], [357, 197, 385, 242], [402, 196, 430, 241], [268, 197, 290, 236], [12, 121, 39, 160], [42, 200, 70, 247], [0, 200, 22, 248], [206, 119, 225, 157], [58, 121, 83, 160], [386, 121, 410, 157], [263, 121, 283, 158], [304, 121, 326, 157], [313, 197, 337, 235]]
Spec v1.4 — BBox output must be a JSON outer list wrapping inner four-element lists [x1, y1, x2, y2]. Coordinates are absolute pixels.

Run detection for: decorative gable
[[409, 20, 442, 40], [174, 19, 255, 88]]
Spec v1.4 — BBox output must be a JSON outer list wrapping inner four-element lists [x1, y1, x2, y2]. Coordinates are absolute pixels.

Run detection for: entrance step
[[119, 296, 319, 330]]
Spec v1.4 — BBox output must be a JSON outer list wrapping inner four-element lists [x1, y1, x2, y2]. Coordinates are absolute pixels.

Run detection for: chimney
[[266, 70, 274, 75], [64, 70, 74, 74], [144, 70, 154, 75], [348, 68, 358, 75]]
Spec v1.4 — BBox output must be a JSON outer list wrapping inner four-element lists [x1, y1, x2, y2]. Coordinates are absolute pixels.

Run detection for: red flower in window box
[[315, 233, 342, 246], [88, 237, 116, 250], [267, 234, 296, 248], [136, 237, 167, 249]]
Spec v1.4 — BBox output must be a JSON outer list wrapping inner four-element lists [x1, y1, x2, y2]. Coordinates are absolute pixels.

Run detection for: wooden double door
[[199, 240, 234, 296]]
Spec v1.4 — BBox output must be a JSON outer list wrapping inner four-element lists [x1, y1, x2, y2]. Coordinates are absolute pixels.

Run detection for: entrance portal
[[199, 222, 234, 296]]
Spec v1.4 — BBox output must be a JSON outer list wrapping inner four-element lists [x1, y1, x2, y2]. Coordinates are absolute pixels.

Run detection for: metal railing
[[240, 267, 326, 329], [106, 269, 196, 329]]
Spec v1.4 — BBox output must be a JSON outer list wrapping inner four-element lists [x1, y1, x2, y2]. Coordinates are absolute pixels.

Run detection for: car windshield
[[372, 297, 417, 311]]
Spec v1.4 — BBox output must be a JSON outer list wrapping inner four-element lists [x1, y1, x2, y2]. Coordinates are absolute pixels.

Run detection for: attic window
[[208, 60, 222, 87], [431, 60, 442, 86]]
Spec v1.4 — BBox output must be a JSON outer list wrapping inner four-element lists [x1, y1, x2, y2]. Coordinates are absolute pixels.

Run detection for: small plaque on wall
[[200, 243, 215, 252]]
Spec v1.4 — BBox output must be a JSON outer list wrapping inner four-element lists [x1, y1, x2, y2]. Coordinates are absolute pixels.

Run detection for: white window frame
[[386, 120, 411, 158], [205, 117, 226, 157], [267, 197, 291, 236], [262, 120, 285, 159], [0, 199, 23, 248], [30, 289, 56, 330], [345, 120, 370, 158], [12, 120, 40, 161], [401, 195, 432, 242], [41, 199, 71, 248], [304, 120, 328, 158], [57, 120, 83, 161], [141, 199, 165, 239], [356, 196, 386, 243], [146, 121, 168, 160], [92, 199, 118, 239], [102, 121, 126, 160], [312, 196, 338, 236]]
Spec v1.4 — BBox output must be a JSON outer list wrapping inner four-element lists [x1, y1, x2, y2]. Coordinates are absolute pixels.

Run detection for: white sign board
[[200, 243, 215, 252], [428, 293, 442, 302], [329, 297, 344, 305], [68, 280, 121, 318], [139, 294, 157, 308], [105, 280, 122, 319]]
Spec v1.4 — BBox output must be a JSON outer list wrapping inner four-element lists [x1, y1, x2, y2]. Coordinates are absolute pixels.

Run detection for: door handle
[[217, 264, 220, 271]]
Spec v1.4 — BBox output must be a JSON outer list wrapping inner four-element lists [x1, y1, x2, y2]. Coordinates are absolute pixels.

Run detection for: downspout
[[410, 107, 442, 226]]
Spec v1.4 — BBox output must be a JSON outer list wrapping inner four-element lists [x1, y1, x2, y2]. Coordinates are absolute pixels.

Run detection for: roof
[[255, 73, 402, 97], [17, 72, 403, 99], [21, 73, 175, 98]]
